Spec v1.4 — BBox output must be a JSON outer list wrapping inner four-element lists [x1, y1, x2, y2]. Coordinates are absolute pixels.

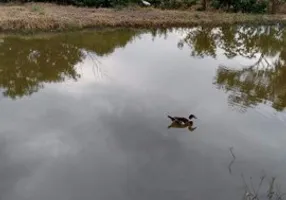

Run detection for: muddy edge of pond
[[1, 3, 286, 33]]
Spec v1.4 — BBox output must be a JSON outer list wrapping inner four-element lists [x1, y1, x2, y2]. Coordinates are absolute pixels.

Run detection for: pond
[[1, 25, 286, 200]]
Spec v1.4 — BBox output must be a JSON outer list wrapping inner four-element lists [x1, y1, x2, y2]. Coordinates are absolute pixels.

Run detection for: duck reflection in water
[[167, 114, 197, 132]]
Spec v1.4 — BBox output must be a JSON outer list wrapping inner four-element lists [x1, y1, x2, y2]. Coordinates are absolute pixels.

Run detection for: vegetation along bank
[[1, 0, 286, 32]]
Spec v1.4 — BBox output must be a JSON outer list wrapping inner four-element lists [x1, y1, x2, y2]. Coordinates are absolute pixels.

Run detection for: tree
[[201, 0, 207, 10], [269, 0, 286, 14]]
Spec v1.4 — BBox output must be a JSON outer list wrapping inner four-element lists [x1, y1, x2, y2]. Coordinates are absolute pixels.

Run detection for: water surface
[[1, 26, 286, 200]]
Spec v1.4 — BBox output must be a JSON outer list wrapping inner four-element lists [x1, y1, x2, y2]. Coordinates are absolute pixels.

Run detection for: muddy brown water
[[0, 26, 286, 200]]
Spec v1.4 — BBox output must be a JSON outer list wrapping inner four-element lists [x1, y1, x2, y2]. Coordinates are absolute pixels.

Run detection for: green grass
[[31, 4, 45, 14]]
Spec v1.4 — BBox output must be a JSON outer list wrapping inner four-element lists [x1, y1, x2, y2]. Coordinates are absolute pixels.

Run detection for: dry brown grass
[[1, 3, 286, 32]]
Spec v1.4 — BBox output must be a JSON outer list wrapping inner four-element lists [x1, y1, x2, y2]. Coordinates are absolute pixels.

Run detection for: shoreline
[[1, 3, 286, 33]]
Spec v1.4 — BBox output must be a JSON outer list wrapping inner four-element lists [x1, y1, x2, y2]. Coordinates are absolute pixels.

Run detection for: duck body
[[168, 120, 193, 128], [167, 114, 196, 124], [167, 114, 197, 132], [167, 115, 189, 124]]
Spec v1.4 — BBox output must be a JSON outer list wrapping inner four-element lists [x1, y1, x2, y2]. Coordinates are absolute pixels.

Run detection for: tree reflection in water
[[0, 29, 141, 99], [179, 24, 286, 112]]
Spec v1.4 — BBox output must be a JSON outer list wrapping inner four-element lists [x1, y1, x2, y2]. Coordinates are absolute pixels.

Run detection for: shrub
[[148, 0, 197, 8], [70, 0, 135, 7], [210, 0, 268, 13]]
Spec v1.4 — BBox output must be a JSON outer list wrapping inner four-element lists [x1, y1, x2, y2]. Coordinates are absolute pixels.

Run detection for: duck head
[[188, 114, 197, 120]]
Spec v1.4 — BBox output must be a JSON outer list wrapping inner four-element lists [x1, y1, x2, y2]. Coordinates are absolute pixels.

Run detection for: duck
[[167, 114, 197, 125], [167, 117, 197, 132], [168, 120, 193, 128]]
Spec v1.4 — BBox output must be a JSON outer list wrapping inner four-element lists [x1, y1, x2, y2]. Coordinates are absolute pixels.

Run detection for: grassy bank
[[1, 3, 286, 32]]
